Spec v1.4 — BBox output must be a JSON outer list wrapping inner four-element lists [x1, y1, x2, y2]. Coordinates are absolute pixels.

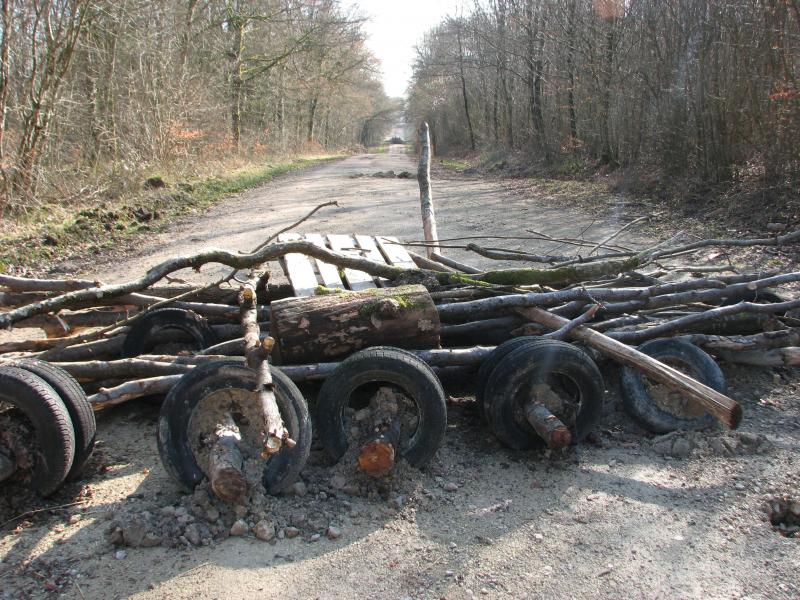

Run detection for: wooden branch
[[680, 329, 800, 352], [609, 298, 800, 343], [406, 249, 456, 272], [417, 122, 439, 258], [208, 415, 247, 503], [545, 304, 600, 340], [430, 252, 482, 274], [517, 307, 743, 429], [87, 375, 181, 410], [587, 216, 649, 256], [0, 274, 100, 292], [239, 275, 290, 454], [52, 358, 194, 380], [0, 241, 421, 328], [249, 200, 339, 254], [525, 404, 572, 449], [465, 243, 572, 264]]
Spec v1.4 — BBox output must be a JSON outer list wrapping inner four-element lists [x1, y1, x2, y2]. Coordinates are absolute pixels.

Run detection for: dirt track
[[1, 147, 798, 599]]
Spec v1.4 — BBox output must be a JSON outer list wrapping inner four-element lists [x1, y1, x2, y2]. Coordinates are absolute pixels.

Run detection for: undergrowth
[[0, 155, 338, 274]]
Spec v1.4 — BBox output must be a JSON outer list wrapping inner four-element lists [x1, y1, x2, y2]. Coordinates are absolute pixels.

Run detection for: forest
[[408, 0, 799, 190], [0, 0, 397, 213]]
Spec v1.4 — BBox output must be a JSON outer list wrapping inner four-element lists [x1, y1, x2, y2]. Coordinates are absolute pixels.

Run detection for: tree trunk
[[229, 16, 245, 152], [268, 284, 441, 364], [456, 24, 476, 151], [307, 96, 318, 143]]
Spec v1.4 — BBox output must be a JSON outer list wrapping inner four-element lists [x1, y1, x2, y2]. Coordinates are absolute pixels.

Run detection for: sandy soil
[[1, 146, 798, 600]]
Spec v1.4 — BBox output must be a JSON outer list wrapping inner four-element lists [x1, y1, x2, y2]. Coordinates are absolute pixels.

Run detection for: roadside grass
[[0, 155, 338, 273], [439, 158, 471, 172]]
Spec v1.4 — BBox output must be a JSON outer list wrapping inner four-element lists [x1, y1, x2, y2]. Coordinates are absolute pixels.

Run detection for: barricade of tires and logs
[[1, 215, 800, 505]]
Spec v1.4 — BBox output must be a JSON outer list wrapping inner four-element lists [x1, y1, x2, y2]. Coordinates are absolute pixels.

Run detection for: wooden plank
[[277, 233, 319, 297], [327, 234, 377, 291], [376, 236, 416, 269], [304, 233, 345, 290], [355, 235, 389, 287]]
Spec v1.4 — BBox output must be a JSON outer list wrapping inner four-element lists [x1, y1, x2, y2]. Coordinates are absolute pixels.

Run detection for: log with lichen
[[268, 284, 441, 364]]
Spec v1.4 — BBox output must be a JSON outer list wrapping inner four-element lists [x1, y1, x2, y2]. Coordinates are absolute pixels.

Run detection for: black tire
[[484, 340, 605, 450], [475, 336, 547, 419], [157, 360, 311, 495], [316, 347, 447, 468], [0, 366, 75, 496], [620, 338, 724, 433], [122, 308, 217, 358], [11, 359, 96, 480]]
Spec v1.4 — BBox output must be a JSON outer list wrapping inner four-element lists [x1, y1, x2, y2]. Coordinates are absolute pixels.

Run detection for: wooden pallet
[[277, 234, 416, 297]]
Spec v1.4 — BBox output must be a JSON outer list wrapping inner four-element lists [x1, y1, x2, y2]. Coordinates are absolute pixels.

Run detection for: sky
[[347, 0, 465, 98]]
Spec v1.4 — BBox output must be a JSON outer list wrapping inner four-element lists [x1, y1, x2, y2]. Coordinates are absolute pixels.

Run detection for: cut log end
[[210, 467, 247, 504], [357, 424, 400, 477], [524, 403, 573, 449], [357, 440, 396, 477]]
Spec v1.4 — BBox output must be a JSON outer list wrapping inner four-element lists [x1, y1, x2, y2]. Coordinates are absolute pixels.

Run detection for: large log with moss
[[269, 284, 440, 364]]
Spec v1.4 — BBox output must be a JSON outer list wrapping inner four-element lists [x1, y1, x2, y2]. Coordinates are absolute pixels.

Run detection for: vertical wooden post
[[417, 122, 440, 259]]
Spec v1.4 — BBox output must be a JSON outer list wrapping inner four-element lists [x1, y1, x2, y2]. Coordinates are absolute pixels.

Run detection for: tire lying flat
[[10, 359, 96, 480], [122, 307, 217, 358], [0, 366, 75, 496], [620, 338, 724, 433], [484, 339, 604, 450], [157, 360, 311, 495], [316, 347, 447, 469]]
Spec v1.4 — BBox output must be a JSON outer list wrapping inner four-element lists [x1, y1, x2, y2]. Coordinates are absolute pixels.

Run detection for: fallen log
[[525, 404, 572, 449], [711, 347, 800, 367], [88, 375, 180, 409], [430, 252, 481, 274], [208, 415, 247, 503], [680, 329, 800, 352], [269, 284, 441, 364], [608, 299, 800, 343], [517, 307, 743, 428]]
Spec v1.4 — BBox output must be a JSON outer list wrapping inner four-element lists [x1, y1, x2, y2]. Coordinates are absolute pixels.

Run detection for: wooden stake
[[524, 404, 572, 449], [417, 122, 440, 258], [517, 307, 743, 428]]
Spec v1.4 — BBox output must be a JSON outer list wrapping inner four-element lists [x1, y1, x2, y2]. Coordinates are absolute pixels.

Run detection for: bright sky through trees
[[351, 0, 464, 98]]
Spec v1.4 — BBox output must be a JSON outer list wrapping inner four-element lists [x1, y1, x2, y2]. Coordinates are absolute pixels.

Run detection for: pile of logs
[[1, 199, 800, 431]]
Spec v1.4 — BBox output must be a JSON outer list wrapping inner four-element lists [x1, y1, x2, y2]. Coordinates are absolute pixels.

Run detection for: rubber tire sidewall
[[484, 340, 605, 450], [475, 336, 546, 419], [122, 308, 217, 358], [316, 347, 447, 468], [0, 366, 76, 496], [12, 359, 96, 480], [157, 360, 311, 495], [619, 338, 724, 433]]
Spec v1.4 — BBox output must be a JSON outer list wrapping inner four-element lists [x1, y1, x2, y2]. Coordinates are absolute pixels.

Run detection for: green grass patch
[[0, 155, 337, 273], [440, 159, 471, 172]]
